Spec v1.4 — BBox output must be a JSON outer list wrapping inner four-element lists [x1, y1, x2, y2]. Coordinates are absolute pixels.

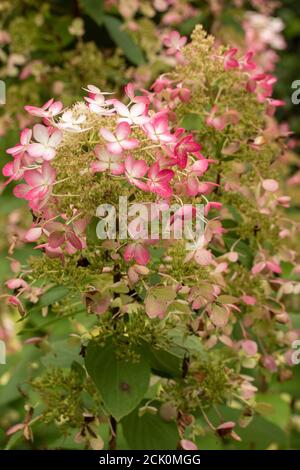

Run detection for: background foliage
[[0, 0, 300, 450]]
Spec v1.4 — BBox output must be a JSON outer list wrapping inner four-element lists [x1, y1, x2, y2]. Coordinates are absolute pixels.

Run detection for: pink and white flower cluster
[[3, 116, 62, 210], [89, 83, 212, 202], [222, 47, 285, 113], [3, 83, 214, 268]]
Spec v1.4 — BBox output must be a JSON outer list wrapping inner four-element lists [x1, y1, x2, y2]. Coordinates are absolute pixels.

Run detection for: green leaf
[[0, 346, 40, 406], [122, 403, 179, 450], [182, 113, 205, 131], [145, 286, 176, 318], [85, 340, 150, 420], [223, 236, 253, 269], [210, 304, 229, 327], [255, 394, 290, 430], [145, 328, 206, 378], [0, 194, 26, 215], [236, 416, 288, 449], [195, 430, 223, 450], [281, 261, 300, 281], [218, 295, 239, 304], [290, 313, 300, 330], [147, 346, 183, 378], [220, 9, 244, 34], [151, 286, 176, 302], [27, 286, 70, 314], [104, 15, 145, 65], [269, 365, 300, 399], [79, 0, 104, 26], [179, 13, 208, 36], [86, 216, 100, 245], [225, 205, 243, 223], [167, 328, 206, 356], [53, 16, 74, 48], [19, 307, 87, 335], [221, 219, 238, 229], [41, 340, 83, 368], [206, 406, 288, 449]]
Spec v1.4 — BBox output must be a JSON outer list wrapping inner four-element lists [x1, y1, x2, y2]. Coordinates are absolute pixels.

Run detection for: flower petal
[[33, 124, 49, 145]]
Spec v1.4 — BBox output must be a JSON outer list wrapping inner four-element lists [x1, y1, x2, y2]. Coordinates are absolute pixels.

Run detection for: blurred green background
[[0, 0, 300, 450]]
